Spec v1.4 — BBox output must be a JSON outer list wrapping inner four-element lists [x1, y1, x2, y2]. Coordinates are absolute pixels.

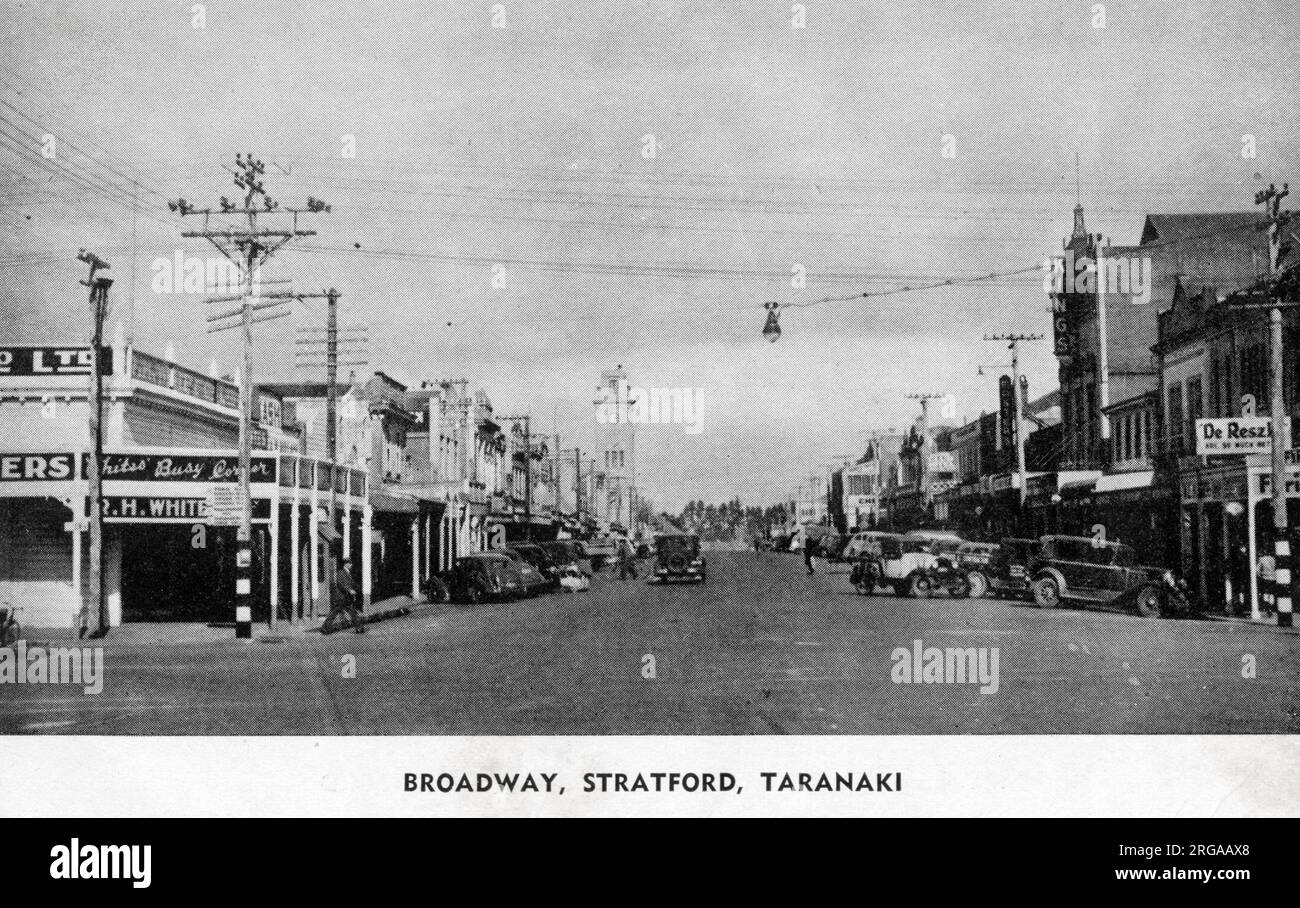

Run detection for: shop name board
[[0, 453, 76, 481], [98, 496, 271, 522], [0, 346, 112, 375], [94, 453, 277, 483], [927, 452, 955, 473], [1196, 418, 1287, 455], [1, 452, 279, 484]]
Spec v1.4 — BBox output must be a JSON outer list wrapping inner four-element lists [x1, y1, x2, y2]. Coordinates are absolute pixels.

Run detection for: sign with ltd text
[[0, 346, 112, 375]]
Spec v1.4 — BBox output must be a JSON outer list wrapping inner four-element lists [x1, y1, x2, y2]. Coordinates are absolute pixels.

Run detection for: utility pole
[[77, 250, 111, 638], [905, 393, 942, 521], [294, 297, 367, 463], [983, 335, 1043, 513], [293, 292, 367, 616], [1233, 183, 1297, 627], [173, 154, 330, 638]]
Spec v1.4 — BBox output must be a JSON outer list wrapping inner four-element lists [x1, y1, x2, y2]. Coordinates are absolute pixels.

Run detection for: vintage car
[[558, 565, 591, 592], [508, 542, 562, 590], [652, 532, 706, 583], [954, 541, 1000, 597], [842, 530, 896, 561], [500, 547, 553, 597], [443, 553, 524, 604], [851, 533, 968, 598], [1029, 535, 1183, 617], [983, 538, 1043, 599]]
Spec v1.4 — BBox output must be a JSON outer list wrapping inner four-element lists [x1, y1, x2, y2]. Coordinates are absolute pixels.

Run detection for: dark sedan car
[[444, 553, 524, 604], [1029, 535, 1184, 617], [508, 542, 562, 590], [500, 547, 552, 596], [651, 532, 706, 583]]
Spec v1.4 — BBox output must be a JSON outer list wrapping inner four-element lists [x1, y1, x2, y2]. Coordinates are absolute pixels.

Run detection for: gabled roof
[[1140, 212, 1260, 246], [1138, 212, 1266, 310]]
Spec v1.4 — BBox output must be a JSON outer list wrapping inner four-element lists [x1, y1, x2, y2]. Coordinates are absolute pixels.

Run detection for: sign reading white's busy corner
[[93, 452, 277, 483], [0, 453, 277, 483]]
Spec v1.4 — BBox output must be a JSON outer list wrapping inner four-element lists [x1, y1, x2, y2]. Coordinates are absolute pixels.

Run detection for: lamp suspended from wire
[[762, 301, 781, 342]]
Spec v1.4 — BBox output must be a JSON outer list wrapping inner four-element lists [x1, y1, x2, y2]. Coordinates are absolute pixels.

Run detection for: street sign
[[1195, 417, 1291, 455], [207, 485, 246, 526]]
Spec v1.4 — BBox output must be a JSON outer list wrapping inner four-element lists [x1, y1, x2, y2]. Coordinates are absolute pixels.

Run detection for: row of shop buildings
[[0, 328, 632, 627], [826, 201, 1291, 615]]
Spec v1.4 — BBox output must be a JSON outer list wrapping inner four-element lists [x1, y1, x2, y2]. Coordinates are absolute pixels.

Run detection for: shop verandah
[[0, 449, 450, 628]]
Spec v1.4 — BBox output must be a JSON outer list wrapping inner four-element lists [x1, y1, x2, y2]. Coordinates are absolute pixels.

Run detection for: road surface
[[2, 551, 1298, 734]]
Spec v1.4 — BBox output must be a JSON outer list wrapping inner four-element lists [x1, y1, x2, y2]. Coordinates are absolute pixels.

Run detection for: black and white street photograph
[[1, 1, 1299, 826]]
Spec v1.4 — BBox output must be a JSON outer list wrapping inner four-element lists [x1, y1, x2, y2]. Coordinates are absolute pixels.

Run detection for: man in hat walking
[[326, 556, 365, 634]]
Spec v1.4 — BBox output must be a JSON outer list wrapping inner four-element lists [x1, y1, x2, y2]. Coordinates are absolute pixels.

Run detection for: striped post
[[235, 532, 253, 638], [1279, 536, 1295, 628]]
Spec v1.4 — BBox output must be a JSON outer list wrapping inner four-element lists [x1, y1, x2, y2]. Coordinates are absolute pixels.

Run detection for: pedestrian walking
[[618, 541, 639, 581], [326, 557, 365, 634], [804, 537, 816, 574]]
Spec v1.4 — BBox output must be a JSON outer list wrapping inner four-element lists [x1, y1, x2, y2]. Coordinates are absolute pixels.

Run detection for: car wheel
[[907, 573, 931, 599], [1134, 585, 1163, 618], [854, 575, 874, 596], [1033, 577, 1060, 608], [950, 575, 970, 599], [425, 576, 449, 604], [967, 571, 989, 599], [465, 584, 483, 605]]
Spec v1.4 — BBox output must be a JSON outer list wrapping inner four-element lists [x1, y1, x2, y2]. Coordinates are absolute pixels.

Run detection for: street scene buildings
[[1, 3, 1299, 738]]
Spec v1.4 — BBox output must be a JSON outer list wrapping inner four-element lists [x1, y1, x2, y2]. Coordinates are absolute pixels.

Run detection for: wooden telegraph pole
[[171, 154, 330, 638], [1234, 183, 1297, 627], [77, 249, 111, 638], [983, 334, 1044, 510]]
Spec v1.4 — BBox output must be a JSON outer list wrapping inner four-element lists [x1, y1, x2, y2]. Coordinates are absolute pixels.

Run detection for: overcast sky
[[3, 1, 1298, 510]]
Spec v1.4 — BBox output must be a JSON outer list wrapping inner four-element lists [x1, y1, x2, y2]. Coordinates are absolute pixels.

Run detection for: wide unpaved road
[[2, 551, 1298, 734]]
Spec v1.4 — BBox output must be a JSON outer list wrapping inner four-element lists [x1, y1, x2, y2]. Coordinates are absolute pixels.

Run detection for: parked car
[[842, 530, 895, 561], [955, 542, 999, 597], [508, 542, 562, 590], [905, 529, 965, 548], [852, 533, 968, 598], [818, 532, 849, 561], [540, 540, 588, 571], [500, 547, 552, 597], [984, 538, 1043, 599], [651, 532, 706, 583], [558, 564, 590, 592], [583, 535, 622, 570], [444, 553, 524, 604], [1029, 535, 1185, 617]]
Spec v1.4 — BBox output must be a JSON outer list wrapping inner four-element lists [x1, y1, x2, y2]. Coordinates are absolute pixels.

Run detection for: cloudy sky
[[2, 1, 1298, 510]]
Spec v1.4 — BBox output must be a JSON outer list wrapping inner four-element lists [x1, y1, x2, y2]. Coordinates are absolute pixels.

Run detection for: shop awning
[[368, 490, 420, 514], [1059, 476, 1099, 501], [1094, 470, 1154, 495]]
